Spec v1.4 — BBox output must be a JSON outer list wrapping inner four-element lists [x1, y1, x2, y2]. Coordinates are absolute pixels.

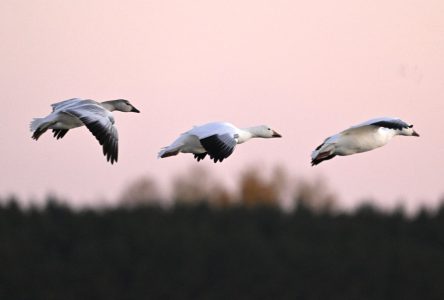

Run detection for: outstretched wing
[[366, 119, 410, 130], [352, 117, 410, 130], [341, 117, 411, 136], [51, 98, 91, 112], [66, 104, 119, 164], [200, 133, 237, 163]]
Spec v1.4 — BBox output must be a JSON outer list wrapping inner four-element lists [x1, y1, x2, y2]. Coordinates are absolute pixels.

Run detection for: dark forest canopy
[[1, 198, 444, 300]]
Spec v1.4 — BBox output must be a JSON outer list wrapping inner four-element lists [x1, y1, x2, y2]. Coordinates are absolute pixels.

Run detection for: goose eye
[[408, 124, 413, 128]]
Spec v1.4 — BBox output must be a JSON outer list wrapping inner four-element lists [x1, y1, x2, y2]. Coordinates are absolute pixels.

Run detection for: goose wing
[[352, 117, 410, 130], [65, 103, 119, 164], [340, 117, 410, 136], [365, 118, 411, 130], [199, 133, 237, 163], [51, 98, 87, 112], [188, 123, 238, 163]]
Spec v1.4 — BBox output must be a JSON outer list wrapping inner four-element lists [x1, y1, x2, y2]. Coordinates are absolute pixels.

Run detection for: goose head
[[250, 125, 282, 138], [104, 99, 140, 113], [400, 124, 420, 137]]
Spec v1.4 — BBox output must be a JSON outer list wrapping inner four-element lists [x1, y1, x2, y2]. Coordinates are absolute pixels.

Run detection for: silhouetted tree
[[293, 176, 337, 212], [172, 167, 233, 206], [1, 197, 444, 299], [119, 176, 163, 207], [238, 168, 279, 207]]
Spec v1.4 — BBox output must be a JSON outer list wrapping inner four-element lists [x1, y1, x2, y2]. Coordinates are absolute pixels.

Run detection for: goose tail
[[158, 146, 180, 158], [311, 142, 336, 166], [30, 118, 50, 140]]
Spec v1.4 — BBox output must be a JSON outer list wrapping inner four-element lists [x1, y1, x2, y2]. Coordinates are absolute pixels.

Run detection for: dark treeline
[[1, 198, 444, 300]]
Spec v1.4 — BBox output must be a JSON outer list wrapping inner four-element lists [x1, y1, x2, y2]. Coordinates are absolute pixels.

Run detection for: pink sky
[[1, 0, 443, 210]]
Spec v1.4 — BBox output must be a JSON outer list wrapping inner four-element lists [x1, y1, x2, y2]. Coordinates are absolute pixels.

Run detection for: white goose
[[30, 98, 140, 164], [311, 117, 419, 166], [158, 122, 282, 163]]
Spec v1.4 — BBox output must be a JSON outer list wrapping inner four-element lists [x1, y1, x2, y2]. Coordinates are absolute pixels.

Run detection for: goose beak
[[131, 106, 140, 113], [412, 130, 420, 137], [272, 130, 282, 138]]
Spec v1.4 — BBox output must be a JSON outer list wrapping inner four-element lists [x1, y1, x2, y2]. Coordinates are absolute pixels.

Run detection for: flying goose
[[158, 122, 282, 163], [30, 98, 140, 164], [311, 117, 419, 166]]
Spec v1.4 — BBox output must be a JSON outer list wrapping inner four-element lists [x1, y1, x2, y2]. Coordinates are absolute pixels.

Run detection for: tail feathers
[[158, 146, 180, 158], [311, 152, 336, 166], [311, 143, 336, 166], [30, 118, 51, 140], [30, 118, 44, 132], [32, 127, 48, 140]]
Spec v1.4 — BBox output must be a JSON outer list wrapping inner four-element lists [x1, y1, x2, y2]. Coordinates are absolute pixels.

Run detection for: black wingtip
[[370, 120, 410, 131], [52, 129, 69, 140], [106, 150, 118, 164], [193, 153, 207, 162], [105, 146, 118, 164], [211, 156, 224, 163], [200, 134, 235, 163]]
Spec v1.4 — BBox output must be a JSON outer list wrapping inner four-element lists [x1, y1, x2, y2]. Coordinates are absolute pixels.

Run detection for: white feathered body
[[158, 122, 239, 157], [30, 99, 112, 133], [333, 127, 396, 156], [311, 117, 419, 165], [158, 122, 281, 162], [30, 98, 139, 164]]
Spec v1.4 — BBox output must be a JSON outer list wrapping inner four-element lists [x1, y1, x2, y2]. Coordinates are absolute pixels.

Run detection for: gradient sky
[[1, 0, 443, 210]]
